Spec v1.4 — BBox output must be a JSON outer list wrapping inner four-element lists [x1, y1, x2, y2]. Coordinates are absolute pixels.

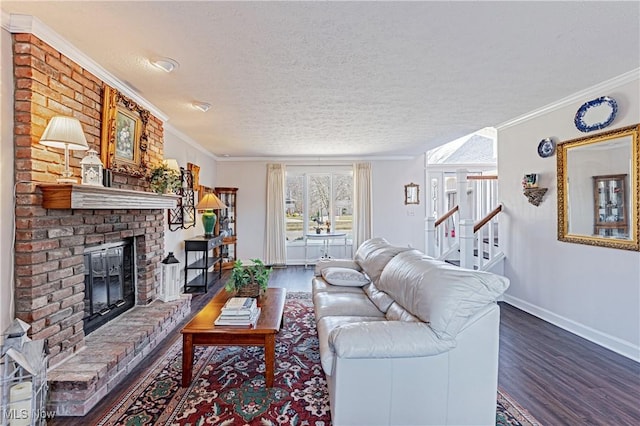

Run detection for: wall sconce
[[39, 116, 89, 183], [167, 163, 196, 231], [159, 252, 181, 302], [522, 173, 548, 206]]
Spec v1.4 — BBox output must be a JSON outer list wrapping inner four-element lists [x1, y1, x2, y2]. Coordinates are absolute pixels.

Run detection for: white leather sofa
[[312, 237, 510, 426]]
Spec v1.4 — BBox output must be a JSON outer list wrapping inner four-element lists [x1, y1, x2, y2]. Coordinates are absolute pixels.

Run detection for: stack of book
[[214, 297, 261, 327]]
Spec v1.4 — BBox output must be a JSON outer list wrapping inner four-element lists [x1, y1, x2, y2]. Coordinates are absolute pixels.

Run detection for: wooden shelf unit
[[214, 187, 238, 270]]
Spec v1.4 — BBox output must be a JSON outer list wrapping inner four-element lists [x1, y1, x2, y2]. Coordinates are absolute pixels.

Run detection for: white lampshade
[[39, 116, 89, 151], [40, 116, 89, 183], [163, 159, 181, 172]]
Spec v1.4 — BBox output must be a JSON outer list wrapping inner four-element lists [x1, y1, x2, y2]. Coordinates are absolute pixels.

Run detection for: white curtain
[[265, 163, 287, 266], [353, 162, 372, 250]]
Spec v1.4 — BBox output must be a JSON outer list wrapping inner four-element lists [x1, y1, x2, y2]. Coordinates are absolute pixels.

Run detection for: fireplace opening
[[83, 239, 135, 335]]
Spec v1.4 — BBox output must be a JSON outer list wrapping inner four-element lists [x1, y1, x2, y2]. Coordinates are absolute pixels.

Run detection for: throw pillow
[[322, 267, 371, 287]]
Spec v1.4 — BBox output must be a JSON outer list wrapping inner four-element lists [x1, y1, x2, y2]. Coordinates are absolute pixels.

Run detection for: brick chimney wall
[[12, 33, 168, 366]]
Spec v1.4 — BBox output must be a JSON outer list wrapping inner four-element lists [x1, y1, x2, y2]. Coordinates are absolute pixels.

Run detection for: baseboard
[[503, 295, 640, 363]]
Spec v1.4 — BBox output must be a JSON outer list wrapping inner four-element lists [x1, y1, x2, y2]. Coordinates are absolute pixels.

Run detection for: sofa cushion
[[314, 258, 361, 277], [355, 239, 413, 284], [353, 237, 390, 263], [322, 267, 371, 287], [362, 282, 395, 313], [312, 277, 365, 297], [317, 316, 387, 375], [385, 302, 421, 322], [313, 291, 385, 321], [377, 250, 510, 340]]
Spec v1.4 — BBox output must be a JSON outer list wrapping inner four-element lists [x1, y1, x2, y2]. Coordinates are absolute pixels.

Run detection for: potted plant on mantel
[[225, 259, 272, 298], [148, 163, 181, 194]]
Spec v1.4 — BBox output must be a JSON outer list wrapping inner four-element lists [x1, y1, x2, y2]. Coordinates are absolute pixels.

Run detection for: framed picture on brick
[[100, 85, 150, 177]]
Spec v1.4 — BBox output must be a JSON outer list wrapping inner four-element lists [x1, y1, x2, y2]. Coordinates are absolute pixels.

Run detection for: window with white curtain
[[285, 167, 353, 244]]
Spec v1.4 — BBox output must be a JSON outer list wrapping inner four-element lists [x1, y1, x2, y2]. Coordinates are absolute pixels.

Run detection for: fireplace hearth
[[83, 240, 135, 335]]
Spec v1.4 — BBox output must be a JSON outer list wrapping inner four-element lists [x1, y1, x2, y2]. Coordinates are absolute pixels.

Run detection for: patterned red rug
[[96, 292, 540, 425]]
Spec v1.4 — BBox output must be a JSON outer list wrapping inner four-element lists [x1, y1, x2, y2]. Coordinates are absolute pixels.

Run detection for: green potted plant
[[226, 259, 272, 297], [148, 163, 181, 194]]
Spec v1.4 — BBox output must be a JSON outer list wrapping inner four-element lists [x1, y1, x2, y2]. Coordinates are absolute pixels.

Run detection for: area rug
[[96, 292, 540, 425]]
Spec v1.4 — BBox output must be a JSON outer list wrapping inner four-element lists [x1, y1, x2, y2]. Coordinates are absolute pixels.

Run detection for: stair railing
[[425, 205, 459, 258], [426, 170, 504, 270], [459, 204, 503, 270]]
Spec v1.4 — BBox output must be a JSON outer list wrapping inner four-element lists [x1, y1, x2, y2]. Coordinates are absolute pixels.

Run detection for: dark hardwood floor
[[52, 266, 639, 425], [498, 302, 640, 425]]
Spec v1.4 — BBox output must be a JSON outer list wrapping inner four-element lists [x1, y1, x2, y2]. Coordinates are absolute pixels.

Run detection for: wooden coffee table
[[181, 287, 287, 387]]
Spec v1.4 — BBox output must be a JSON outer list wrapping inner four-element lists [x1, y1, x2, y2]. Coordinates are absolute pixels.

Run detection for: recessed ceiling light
[[150, 57, 179, 73], [192, 101, 212, 112]]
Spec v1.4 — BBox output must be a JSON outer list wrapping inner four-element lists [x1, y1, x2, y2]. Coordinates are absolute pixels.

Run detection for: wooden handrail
[[435, 205, 459, 227], [474, 204, 502, 233], [467, 175, 498, 180]]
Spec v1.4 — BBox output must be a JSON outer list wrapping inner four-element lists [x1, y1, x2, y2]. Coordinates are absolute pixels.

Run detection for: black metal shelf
[[184, 235, 223, 293]]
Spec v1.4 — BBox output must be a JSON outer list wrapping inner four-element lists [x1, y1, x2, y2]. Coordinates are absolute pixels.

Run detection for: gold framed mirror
[[404, 182, 419, 205], [557, 124, 639, 251]]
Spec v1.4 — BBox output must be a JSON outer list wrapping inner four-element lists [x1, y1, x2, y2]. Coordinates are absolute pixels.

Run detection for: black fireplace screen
[[83, 240, 135, 335]]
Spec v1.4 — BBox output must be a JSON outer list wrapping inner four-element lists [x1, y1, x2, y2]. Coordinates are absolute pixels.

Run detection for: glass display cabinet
[[593, 174, 628, 237], [214, 187, 238, 270]]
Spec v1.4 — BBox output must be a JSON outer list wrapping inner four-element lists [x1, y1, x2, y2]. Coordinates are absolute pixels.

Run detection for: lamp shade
[[39, 116, 89, 151], [196, 193, 227, 237], [164, 159, 181, 172], [196, 193, 227, 210]]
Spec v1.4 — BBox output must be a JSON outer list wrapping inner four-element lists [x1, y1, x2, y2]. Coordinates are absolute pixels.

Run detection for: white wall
[[371, 156, 425, 249], [216, 160, 269, 261], [216, 156, 426, 261], [498, 76, 640, 361], [1, 25, 14, 335]]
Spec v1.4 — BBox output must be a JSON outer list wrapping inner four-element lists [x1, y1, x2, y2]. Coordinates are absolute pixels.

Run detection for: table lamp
[[195, 193, 227, 237], [39, 116, 89, 183]]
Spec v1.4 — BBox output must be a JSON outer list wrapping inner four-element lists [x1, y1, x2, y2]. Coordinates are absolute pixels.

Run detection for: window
[[285, 168, 353, 243]]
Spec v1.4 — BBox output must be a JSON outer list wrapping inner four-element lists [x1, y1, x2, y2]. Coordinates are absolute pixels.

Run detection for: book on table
[[221, 297, 257, 314], [215, 307, 261, 327], [215, 297, 260, 327]]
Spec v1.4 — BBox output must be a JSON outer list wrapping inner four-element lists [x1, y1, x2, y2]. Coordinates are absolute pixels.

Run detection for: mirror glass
[[557, 124, 639, 250]]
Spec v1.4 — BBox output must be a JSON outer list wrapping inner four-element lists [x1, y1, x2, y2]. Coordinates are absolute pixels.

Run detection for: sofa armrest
[[314, 259, 361, 276], [329, 321, 456, 358]]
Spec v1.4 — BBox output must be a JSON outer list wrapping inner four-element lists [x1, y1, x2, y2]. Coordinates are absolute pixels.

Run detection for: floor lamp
[[39, 116, 89, 183]]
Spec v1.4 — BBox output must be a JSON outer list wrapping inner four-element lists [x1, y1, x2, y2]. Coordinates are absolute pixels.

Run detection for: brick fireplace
[[11, 33, 192, 414], [13, 31, 168, 363]]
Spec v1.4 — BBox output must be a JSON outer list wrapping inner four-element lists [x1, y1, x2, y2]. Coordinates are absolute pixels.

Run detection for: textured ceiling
[[2, 1, 639, 159]]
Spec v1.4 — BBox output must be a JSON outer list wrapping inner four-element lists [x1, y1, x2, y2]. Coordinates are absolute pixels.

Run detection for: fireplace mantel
[[38, 184, 179, 210]]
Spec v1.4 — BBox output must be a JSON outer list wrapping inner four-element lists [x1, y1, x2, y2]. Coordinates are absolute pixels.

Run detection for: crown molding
[[215, 154, 417, 162], [497, 68, 640, 130], [5, 13, 169, 122], [164, 124, 218, 160]]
